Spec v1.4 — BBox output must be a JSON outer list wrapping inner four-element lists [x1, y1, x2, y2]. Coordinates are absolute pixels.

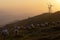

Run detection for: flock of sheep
[[0, 21, 60, 40]]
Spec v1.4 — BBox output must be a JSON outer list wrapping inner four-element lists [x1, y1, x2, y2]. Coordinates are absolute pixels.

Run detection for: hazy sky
[[0, 0, 60, 14], [0, 0, 60, 25]]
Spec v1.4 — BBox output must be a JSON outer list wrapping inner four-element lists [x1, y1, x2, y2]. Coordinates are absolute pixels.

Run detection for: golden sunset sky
[[0, 0, 60, 14], [0, 0, 60, 25]]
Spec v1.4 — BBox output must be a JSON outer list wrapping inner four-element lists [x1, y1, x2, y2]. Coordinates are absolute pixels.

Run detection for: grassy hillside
[[0, 11, 60, 40]]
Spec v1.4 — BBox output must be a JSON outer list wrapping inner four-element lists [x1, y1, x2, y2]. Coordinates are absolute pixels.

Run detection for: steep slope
[[0, 11, 60, 40]]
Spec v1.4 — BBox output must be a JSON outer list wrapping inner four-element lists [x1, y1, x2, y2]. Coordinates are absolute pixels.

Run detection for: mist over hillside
[[0, 10, 41, 26], [3, 11, 60, 27]]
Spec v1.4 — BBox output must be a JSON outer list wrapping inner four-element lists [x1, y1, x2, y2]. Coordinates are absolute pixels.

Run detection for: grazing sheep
[[1, 28, 9, 40], [13, 26, 20, 37], [45, 22, 49, 26], [51, 21, 56, 25], [40, 23, 46, 27], [30, 24, 35, 28]]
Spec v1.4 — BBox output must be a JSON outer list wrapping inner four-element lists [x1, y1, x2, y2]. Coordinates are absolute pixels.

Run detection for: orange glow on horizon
[[0, 0, 60, 14]]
